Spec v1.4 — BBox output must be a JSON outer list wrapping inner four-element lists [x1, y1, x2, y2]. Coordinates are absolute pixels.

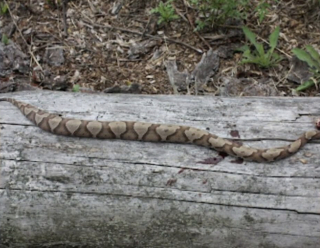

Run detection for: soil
[[0, 0, 320, 96]]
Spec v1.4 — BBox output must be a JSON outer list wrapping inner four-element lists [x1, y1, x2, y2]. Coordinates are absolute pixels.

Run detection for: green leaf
[[295, 80, 316, 92], [242, 26, 266, 57], [157, 18, 164, 24], [242, 26, 258, 47], [269, 26, 280, 52], [305, 45, 320, 65], [292, 48, 319, 70], [0, 3, 8, 15], [151, 0, 178, 24], [171, 14, 179, 20], [236, 45, 250, 52], [1, 34, 9, 45], [242, 49, 254, 59], [255, 43, 265, 57], [72, 84, 80, 92], [270, 53, 283, 63]]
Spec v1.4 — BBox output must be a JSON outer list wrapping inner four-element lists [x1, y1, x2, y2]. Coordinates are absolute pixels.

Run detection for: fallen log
[[0, 91, 319, 248]]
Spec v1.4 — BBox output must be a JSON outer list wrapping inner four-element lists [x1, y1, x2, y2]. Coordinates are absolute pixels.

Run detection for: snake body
[[1, 98, 320, 162]]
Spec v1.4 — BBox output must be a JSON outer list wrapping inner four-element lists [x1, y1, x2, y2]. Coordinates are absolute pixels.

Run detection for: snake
[[1, 97, 320, 163]]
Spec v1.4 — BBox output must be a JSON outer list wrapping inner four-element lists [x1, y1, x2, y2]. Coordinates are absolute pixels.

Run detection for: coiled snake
[[1, 98, 320, 162]]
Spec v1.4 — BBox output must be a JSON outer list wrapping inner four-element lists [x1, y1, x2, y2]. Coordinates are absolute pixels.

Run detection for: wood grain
[[0, 91, 320, 248]]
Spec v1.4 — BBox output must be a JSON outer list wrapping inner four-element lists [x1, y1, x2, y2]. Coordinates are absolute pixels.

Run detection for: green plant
[[151, 0, 179, 25], [255, 1, 272, 23], [239, 26, 282, 68], [72, 84, 80, 92], [189, 0, 278, 31], [1, 34, 9, 45], [292, 45, 320, 91], [190, 0, 249, 30], [0, 2, 8, 15]]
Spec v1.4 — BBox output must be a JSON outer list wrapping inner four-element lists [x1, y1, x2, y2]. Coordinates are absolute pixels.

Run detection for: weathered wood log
[[0, 91, 319, 248]]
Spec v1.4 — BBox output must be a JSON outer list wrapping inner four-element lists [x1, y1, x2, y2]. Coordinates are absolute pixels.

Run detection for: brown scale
[[1, 97, 320, 163]]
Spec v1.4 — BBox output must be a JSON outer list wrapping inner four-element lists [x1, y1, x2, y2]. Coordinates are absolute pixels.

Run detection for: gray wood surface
[[0, 91, 319, 248]]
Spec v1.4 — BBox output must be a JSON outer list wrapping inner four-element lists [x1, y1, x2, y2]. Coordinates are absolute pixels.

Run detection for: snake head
[[316, 118, 320, 129]]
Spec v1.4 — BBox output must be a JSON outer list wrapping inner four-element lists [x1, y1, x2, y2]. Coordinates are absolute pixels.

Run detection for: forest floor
[[1, 0, 320, 96]]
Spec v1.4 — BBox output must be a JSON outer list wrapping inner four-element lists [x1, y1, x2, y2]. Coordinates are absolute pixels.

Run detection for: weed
[[255, 1, 273, 23], [0, 2, 8, 15], [1, 34, 9, 45], [190, 0, 249, 30], [151, 0, 179, 25], [292, 45, 320, 91], [189, 0, 278, 31], [239, 26, 282, 68], [72, 84, 80, 92]]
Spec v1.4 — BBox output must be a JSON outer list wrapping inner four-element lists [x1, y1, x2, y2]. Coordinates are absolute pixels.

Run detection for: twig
[[82, 20, 203, 54], [4, 0, 43, 72], [62, 0, 69, 37], [186, 13, 211, 50], [217, 24, 243, 29], [171, 3, 189, 23], [140, 16, 152, 38]]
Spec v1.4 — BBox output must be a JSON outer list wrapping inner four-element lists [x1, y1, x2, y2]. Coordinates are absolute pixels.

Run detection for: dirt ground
[[1, 0, 320, 96]]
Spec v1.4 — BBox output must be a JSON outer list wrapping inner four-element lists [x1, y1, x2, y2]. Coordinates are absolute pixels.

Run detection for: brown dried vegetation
[[0, 0, 320, 96]]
